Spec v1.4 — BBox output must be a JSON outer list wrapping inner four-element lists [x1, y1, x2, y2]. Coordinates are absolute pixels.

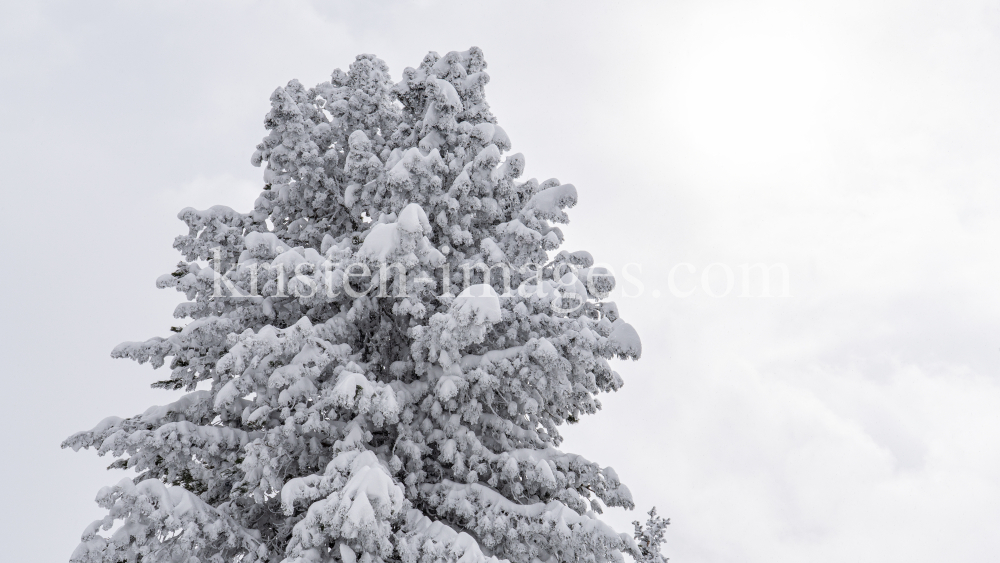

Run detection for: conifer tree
[[64, 48, 663, 563]]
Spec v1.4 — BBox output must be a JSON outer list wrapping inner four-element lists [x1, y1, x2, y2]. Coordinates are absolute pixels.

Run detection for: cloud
[[3, 1, 1000, 562], [163, 174, 261, 213]]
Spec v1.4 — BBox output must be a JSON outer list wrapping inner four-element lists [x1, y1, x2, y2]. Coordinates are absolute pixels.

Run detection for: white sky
[[2, 1, 999, 561]]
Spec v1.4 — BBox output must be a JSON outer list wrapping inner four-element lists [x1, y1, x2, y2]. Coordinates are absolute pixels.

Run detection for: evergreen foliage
[[64, 47, 663, 563]]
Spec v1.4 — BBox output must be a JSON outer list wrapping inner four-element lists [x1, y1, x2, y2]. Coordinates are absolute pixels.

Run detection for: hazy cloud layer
[[3, 1, 998, 561]]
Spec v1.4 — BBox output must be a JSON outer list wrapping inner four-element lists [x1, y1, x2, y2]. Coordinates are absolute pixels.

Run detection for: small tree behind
[[634, 508, 670, 563], [64, 48, 666, 563]]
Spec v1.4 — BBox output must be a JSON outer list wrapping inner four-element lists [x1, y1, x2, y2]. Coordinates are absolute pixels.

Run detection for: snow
[[397, 202, 432, 235], [245, 231, 287, 256], [453, 284, 502, 324], [345, 181, 361, 208], [357, 222, 399, 262], [273, 248, 308, 271], [609, 319, 642, 359], [436, 374, 464, 401], [491, 125, 511, 150], [460, 346, 525, 370], [474, 143, 501, 169], [434, 77, 463, 109], [404, 510, 502, 563], [340, 543, 357, 563], [523, 183, 578, 223], [139, 391, 211, 422], [214, 379, 241, 408], [332, 370, 374, 406], [579, 266, 615, 297], [357, 203, 438, 267]]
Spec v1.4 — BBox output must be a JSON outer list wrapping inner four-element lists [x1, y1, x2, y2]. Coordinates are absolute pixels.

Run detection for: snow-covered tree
[[632, 508, 669, 563], [64, 47, 664, 563]]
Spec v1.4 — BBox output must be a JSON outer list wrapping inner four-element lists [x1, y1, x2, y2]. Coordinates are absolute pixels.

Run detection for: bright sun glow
[[671, 10, 838, 173]]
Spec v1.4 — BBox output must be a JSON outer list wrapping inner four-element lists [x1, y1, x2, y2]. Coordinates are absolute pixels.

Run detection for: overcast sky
[[3, 1, 1000, 561]]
